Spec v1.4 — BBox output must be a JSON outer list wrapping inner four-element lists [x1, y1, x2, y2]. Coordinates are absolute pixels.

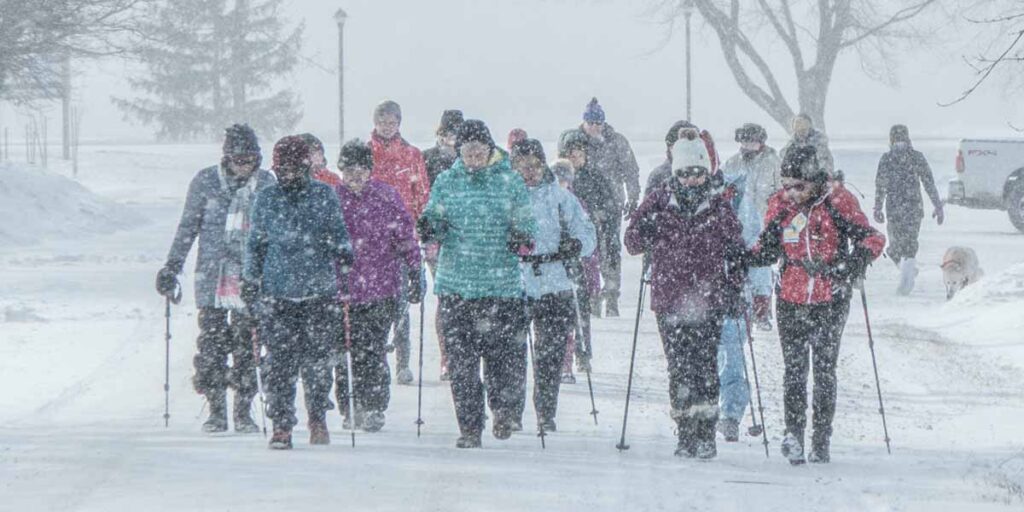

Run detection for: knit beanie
[[510, 138, 546, 164], [223, 124, 260, 157], [583, 97, 605, 123], [780, 145, 828, 183], [272, 135, 311, 172], [439, 109, 464, 135], [455, 119, 496, 152], [337, 138, 374, 170]]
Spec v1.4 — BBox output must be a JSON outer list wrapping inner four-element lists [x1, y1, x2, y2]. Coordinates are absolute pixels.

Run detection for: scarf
[[214, 168, 258, 310]]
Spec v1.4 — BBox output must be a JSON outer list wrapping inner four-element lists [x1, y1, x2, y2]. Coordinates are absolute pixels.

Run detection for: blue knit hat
[[583, 97, 605, 123]]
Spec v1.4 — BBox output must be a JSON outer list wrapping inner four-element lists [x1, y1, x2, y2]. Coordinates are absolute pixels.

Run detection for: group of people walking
[[156, 97, 943, 464]]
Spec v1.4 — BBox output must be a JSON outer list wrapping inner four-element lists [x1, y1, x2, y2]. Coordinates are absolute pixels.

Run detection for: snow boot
[[781, 432, 806, 465], [605, 297, 619, 317], [269, 427, 293, 450], [202, 390, 228, 433], [396, 366, 414, 386], [673, 418, 697, 458], [363, 410, 386, 433], [897, 258, 918, 296], [694, 439, 717, 460], [233, 394, 260, 434], [308, 416, 330, 446], [456, 431, 482, 449], [561, 370, 576, 384], [590, 296, 603, 318], [342, 407, 365, 430], [575, 354, 592, 374], [492, 413, 514, 440], [539, 417, 557, 433], [717, 418, 740, 442], [808, 432, 831, 463]]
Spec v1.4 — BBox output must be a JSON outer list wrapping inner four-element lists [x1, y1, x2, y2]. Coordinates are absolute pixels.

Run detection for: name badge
[[783, 213, 808, 244]]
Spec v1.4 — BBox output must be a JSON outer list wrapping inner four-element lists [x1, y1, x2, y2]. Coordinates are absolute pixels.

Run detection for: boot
[[396, 366, 414, 386], [363, 410, 386, 433], [673, 417, 696, 458], [590, 296, 603, 318], [781, 431, 806, 465], [342, 406, 365, 430], [575, 354, 592, 373], [694, 439, 717, 460], [897, 258, 918, 296], [808, 431, 831, 464], [605, 297, 619, 317], [308, 416, 330, 445], [538, 416, 557, 433], [202, 389, 228, 433], [233, 393, 260, 434], [492, 412, 514, 440], [560, 370, 576, 384], [717, 418, 740, 442], [268, 427, 292, 450], [456, 430, 482, 449]]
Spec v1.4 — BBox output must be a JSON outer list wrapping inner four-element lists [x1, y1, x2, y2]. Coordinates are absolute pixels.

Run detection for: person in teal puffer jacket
[[416, 119, 537, 448], [511, 138, 596, 433]]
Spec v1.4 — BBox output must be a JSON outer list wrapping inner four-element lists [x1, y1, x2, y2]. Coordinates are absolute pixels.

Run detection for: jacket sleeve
[[420, 172, 448, 234], [623, 191, 660, 256], [873, 154, 890, 212], [564, 192, 597, 258], [390, 187, 422, 270], [243, 193, 268, 285], [615, 134, 641, 204], [165, 173, 206, 273], [916, 152, 943, 209]]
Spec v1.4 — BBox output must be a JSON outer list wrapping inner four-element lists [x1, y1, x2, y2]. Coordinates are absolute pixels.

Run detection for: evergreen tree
[[115, 0, 302, 141]]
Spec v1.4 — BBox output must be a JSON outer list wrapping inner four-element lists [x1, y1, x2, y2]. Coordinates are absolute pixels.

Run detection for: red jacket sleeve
[[409, 148, 430, 217]]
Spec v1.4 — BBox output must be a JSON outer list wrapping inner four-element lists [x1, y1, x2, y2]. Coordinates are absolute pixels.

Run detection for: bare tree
[[651, 0, 938, 134], [0, 0, 148, 103], [942, 2, 1024, 107]]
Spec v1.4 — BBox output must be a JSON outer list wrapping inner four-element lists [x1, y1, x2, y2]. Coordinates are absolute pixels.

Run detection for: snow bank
[[0, 163, 143, 246]]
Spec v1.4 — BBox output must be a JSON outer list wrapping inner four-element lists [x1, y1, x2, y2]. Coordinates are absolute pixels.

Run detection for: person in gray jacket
[[155, 124, 275, 434], [780, 114, 834, 178], [557, 98, 641, 317]]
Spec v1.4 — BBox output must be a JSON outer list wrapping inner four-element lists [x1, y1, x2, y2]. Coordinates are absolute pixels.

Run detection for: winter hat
[[299, 133, 324, 156], [890, 124, 910, 145], [507, 128, 528, 150], [510, 138, 546, 164], [665, 120, 697, 149], [272, 135, 312, 172], [582, 97, 605, 124], [223, 124, 260, 157], [438, 109, 464, 135], [374, 100, 402, 122], [337, 138, 374, 170], [561, 130, 589, 156], [780, 145, 828, 183], [455, 119, 496, 152], [735, 123, 767, 144], [671, 137, 712, 173]]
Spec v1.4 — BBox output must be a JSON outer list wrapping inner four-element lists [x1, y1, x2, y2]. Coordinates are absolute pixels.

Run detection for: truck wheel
[[1009, 181, 1024, 233]]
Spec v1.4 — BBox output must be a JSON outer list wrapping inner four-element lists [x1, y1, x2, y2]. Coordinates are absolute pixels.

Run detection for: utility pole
[[62, 54, 71, 160], [681, 0, 695, 121], [334, 8, 348, 146]]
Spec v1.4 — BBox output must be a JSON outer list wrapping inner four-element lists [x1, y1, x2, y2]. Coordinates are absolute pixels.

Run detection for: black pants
[[194, 307, 256, 402], [259, 297, 340, 430], [776, 299, 850, 443], [593, 209, 622, 301], [528, 292, 576, 422], [656, 314, 723, 443], [336, 299, 396, 414], [886, 213, 922, 264], [440, 296, 528, 435]]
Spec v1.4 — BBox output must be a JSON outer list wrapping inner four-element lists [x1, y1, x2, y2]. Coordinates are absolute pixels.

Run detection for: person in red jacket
[[369, 100, 430, 385], [301, 133, 343, 188], [743, 145, 885, 465]]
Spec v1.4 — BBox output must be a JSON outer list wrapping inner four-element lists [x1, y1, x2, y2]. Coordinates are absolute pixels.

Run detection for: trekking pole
[[415, 276, 426, 437], [569, 282, 598, 425], [859, 284, 892, 454], [342, 301, 357, 448], [523, 299, 546, 449], [251, 328, 268, 438], [162, 283, 181, 427], [733, 317, 763, 438], [742, 311, 771, 458], [616, 262, 647, 451]]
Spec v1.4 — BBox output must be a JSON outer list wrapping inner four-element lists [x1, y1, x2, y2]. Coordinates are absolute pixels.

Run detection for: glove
[[240, 280, 260, 312], [155, 265, 180, 298], [873, 208, 885, 224], [555, 237, 583, 260], [407, 268, 424, 304], [724, 247, 750, 276], [338, 247, 355, 274], [932, 205, 944, 225], [637, 214, 657, 241], [831, 246, 873, 285], [507, 229, 534, 256], [416, 216, 447, 244], [623, 199, 638, 220]]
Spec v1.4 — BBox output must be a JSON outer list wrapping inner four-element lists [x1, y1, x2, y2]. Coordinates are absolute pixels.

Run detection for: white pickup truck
[[946, 139, 1024, 233]]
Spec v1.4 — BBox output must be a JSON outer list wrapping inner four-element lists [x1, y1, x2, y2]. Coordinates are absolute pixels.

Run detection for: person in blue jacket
[[512, 139, 596, 432], [242, 135, 354, 450]]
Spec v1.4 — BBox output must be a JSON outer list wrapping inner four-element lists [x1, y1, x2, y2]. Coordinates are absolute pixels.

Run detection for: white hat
[[671, 137, 711, 172]]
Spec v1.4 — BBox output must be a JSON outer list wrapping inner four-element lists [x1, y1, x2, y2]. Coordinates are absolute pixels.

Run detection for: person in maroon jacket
[[625, 135, 746, 460], [743, 145, 885, 465]]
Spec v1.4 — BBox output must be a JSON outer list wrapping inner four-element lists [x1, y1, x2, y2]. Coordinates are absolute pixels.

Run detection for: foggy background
[[1, 0, 1019, 145]]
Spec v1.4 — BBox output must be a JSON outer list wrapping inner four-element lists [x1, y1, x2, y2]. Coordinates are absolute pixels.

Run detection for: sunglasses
[[674, 166, 707, 179], [783, 183, 809, 192], [229, 155, 259, 166]]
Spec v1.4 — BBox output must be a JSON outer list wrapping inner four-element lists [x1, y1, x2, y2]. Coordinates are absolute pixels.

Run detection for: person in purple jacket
[[624, 135, 746, 460], [334, 139, 423, 433]]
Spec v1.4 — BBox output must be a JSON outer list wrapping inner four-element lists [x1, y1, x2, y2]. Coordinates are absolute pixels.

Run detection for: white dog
[[941, 247, 984, 300]]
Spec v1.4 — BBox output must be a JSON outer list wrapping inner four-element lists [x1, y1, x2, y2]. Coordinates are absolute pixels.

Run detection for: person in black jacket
[[873, 124, 944, 296]]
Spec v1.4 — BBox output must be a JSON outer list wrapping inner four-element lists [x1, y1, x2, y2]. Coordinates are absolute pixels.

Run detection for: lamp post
[[334, 8, 348, 146], [681, 0, 695, 121]]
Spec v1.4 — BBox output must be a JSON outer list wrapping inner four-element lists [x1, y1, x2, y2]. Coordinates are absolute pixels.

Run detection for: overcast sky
[[2, 0, 1019, 145]]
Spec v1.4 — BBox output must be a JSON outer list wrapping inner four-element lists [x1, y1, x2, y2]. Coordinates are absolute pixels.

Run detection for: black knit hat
[[780, 145, 828, 184], [455, 119, 495, 152], [337, 138, 374, 170], [511, 138, 546, 164], [561, 130, 589, 155], [438, 109, 464, 135], [299, 133, 324, 155], [223, 124, 260, 157]]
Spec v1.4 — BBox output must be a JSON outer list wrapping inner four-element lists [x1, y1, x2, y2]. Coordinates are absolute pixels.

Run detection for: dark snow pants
[[885, 213, 922, 264], [193, 307, 257, 403], [440, 296, 528, 435], [259, 297, 340, 430], [528, 292, 576, 423], [594, 211, 622, 303], [390, 264, 412, 370], [776, 299, 850, 443], [656, 314, 723, 444], [335, 299, 396, 414]]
